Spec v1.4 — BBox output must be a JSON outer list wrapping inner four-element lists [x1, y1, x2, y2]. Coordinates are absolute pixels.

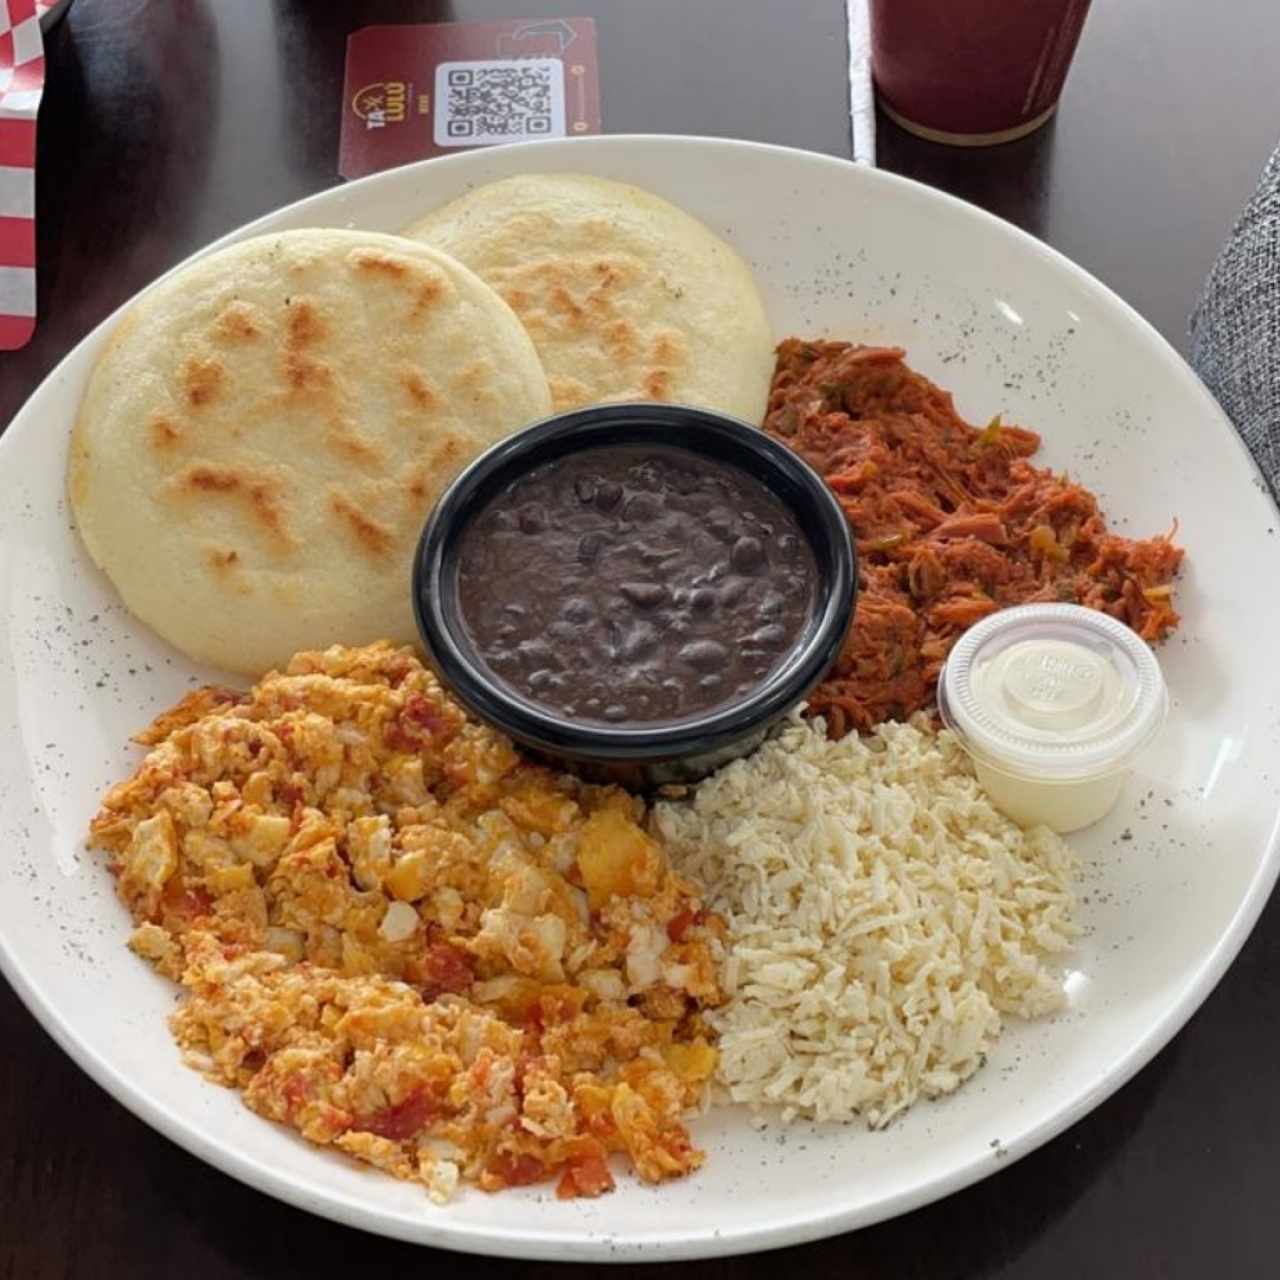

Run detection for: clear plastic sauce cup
[[937, 603, 1168, 834]]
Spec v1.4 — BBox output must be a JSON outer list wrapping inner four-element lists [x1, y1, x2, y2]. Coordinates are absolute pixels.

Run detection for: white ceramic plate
[[2, 136, 1277, 1261]]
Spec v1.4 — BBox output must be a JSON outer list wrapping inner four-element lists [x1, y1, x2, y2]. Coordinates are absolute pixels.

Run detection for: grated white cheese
[[654, 713, 1079, 1127], [378, 900, 420, 943]]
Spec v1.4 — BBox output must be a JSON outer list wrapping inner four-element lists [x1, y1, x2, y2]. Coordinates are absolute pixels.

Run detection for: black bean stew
[[453, 444, 819, 726]]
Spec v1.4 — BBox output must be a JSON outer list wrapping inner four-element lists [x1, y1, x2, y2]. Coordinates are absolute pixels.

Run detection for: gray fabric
[[1190, 144, 1280, 492]]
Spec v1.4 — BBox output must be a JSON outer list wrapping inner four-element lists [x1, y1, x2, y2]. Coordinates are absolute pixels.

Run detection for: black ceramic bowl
[[412, 403, 856, 789]]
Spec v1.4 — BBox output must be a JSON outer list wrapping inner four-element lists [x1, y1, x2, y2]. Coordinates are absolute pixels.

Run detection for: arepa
[[403, 173, 774, 420], [68, 228, 551, 674]]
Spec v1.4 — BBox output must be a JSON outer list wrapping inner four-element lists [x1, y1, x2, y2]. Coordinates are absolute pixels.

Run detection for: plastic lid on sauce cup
[[937, 603, 1168, 782]]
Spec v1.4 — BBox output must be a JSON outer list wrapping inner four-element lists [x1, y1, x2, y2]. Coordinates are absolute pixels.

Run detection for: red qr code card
[[340, 18, 601, 180]]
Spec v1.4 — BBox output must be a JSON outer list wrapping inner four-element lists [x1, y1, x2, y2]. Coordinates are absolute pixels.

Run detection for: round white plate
[[2, 136, 1277, 1261]]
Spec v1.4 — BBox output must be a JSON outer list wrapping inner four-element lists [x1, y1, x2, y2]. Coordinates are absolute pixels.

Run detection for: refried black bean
[[453, 445, 819, 725]]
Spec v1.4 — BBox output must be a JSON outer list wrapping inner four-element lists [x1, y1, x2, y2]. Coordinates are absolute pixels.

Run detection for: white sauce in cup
[[937, 604, 1168, 833]]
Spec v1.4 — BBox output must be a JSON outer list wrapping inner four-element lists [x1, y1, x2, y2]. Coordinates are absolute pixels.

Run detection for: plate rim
[[2, 133, 1278, 1260]]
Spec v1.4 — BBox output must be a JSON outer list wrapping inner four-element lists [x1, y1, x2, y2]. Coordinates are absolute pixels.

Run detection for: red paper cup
[[870, 0, 1092, 146]]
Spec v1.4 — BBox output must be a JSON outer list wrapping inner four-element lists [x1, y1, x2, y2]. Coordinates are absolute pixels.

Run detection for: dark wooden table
[[4, 2, 1279, 1275]]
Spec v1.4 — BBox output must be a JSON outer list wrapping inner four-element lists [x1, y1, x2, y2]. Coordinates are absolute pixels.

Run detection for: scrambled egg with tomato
[[88, 642, 722, 1202]]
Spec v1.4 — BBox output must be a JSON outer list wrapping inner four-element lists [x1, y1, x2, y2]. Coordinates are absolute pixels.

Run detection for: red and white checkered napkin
[[0, 0, 44, 351]]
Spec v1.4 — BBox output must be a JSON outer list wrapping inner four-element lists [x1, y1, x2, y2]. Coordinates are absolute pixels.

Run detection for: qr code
[[434, 58, 566, 148]]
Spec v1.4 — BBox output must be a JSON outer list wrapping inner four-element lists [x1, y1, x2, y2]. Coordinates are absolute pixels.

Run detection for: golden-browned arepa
[[403, 173, 774, 421], [68, 229, 551, 674]]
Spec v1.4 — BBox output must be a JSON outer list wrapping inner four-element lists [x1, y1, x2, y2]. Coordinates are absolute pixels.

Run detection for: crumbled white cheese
[[378, 900, 419, 943], [655, 713, 1079, 1127]]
